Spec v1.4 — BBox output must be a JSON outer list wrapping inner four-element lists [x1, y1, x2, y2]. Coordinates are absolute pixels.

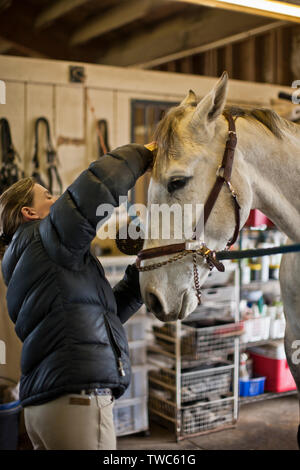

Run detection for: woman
[[0, 143, 153, 450]]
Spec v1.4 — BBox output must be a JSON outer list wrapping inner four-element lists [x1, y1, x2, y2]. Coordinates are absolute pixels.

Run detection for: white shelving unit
[[98, 255, 149, 437], [147, 262, 241, 441], [238, 226, 298, 404]]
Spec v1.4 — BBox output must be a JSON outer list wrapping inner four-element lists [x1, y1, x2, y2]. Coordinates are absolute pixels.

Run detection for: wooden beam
[[35, 0, 91, 30], [98, 8, 286, 68], [0, 3, 101, 62], [0, 36, 47, 58], [0, 38, 13, 54], [171, 0, 300, 24], [70, 0, 159, 46]]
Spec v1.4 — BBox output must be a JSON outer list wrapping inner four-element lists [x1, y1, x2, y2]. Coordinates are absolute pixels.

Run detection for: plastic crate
[[122, 366, 148, 400], [239, 377, 266, 397], [240, 317, 271, 343], [201, 286, 236, 304], [124, 320, 145, 342], [269, 317, 285, 339], [113, 397, 148, 436], [129, 341, 147, 366], [203, 265, 235, 287]]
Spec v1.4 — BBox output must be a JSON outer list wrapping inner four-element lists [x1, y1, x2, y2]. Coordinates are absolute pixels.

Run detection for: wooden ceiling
[[0, 0, 297, 70]]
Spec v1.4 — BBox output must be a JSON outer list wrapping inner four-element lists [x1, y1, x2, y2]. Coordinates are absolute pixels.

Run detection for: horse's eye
[[167, 177, 191, 194]]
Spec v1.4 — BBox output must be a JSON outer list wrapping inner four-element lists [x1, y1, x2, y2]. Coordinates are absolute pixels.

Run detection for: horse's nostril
[[147, 292, 163, 316]]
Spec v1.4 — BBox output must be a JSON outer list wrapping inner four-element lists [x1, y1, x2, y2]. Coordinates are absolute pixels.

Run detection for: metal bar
[[148, 377, 176, 391], [239, 389, 298, 406], [175, 319, 182, 439], [217, 243, 300, 261], [147, 344, 176, 359], [151, 331, 177, 343], [148, 407, 177, 424], [177, 423, 237, 441], [182, 395, 235, 411]]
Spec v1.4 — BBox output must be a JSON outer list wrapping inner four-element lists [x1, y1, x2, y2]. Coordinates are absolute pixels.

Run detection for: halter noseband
[[135, 112, 240, 303]]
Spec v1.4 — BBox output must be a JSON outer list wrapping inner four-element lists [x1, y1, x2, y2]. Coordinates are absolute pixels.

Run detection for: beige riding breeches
[[24, 392, 116, 450]]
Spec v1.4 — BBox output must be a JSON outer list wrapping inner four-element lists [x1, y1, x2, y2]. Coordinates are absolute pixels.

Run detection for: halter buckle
[[226, 180, 237, 197]]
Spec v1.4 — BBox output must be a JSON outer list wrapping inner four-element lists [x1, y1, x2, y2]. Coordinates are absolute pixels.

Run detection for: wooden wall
[[0, 54, 294, 193], [153, 26, 294, 87]]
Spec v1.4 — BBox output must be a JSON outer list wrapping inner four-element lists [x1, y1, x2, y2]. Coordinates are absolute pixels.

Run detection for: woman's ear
[[21, 206, 39, 221]]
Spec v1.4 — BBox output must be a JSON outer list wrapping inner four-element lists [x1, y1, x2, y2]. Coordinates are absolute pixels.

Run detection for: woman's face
[[32, 184, 56, 219], [21, 183, 56, 221]]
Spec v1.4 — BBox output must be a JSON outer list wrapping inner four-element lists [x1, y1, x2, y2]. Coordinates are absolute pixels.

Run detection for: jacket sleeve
[[113, 263, 143, 324], [39, 144, 152, 267]]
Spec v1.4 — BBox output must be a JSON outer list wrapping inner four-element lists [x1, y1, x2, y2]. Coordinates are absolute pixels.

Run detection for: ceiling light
[[215, 0, 300, 19]]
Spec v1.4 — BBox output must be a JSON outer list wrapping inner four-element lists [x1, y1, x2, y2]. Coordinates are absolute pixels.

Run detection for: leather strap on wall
[[0, 118, 24, 194], [32, 117, 62, 195]]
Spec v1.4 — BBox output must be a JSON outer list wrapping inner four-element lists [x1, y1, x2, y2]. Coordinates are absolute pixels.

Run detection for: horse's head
[[139, 72, 252, 322]]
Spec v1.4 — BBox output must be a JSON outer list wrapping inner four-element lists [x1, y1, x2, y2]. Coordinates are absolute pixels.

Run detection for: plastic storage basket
[[239, 377, 266, 397], [113, 397, 148, 436]]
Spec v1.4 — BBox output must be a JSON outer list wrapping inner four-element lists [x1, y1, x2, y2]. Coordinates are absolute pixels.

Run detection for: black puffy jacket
[[1, 144, 152, 407]]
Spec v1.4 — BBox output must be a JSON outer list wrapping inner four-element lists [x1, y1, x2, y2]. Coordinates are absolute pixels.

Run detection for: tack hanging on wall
[[31, 117, 63, 196], [97, 119, 110, 157], [0, 118, 24, 195]]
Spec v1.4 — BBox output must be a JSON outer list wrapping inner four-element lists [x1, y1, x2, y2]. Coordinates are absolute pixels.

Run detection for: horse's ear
[[180, 90, 197, 106], [191, 71, 228, 131]]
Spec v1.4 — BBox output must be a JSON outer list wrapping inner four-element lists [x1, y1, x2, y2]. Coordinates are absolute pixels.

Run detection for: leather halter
[[0, 118, 24, 194], [32, 117, 63, 195], [136, 112, 240, 274]]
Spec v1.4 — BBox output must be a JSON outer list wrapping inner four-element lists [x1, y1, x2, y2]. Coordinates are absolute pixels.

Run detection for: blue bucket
[[0, 400, 22, 450], [239, 377, 266, 397]]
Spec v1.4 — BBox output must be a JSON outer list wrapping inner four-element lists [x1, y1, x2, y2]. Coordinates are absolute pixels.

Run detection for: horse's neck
[[238, 119, 300, 242]]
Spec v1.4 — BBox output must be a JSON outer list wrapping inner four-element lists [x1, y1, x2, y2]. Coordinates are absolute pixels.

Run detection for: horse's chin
[[147, 289, 198, 323]]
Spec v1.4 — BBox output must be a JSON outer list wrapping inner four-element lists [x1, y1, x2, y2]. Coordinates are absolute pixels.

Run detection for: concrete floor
[[117, 395, 299, 450]]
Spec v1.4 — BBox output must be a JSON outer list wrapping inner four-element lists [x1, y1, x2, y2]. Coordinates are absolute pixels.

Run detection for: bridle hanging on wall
[[0, 118, 24, 194], [32, 117, 63, 195], [97, 119, 110, 157]]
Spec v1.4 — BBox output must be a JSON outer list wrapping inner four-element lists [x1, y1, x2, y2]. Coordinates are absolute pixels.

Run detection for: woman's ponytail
[[0, 239, 6, 260], [0, 177, 35, 260]]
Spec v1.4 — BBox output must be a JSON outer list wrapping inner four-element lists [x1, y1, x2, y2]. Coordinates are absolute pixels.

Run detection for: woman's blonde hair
[[0, 177, 35, 260]]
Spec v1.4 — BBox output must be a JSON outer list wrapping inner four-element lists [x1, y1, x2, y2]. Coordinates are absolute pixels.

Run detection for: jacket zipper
[[91, 254, 125, 377], [104, 316, 125, 377]]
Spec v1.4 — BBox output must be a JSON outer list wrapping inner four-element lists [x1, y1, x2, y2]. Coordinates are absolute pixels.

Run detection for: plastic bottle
[[239, 353, 250, 380], [257, 242, 270, 282]]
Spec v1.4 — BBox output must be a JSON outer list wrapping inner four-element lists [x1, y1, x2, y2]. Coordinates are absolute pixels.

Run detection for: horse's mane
[[225, 105, 296, 140], [151, 100, 297, 174]]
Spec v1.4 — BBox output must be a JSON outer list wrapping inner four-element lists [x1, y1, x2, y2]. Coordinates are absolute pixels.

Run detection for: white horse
[[139, 71, 300, 440]]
